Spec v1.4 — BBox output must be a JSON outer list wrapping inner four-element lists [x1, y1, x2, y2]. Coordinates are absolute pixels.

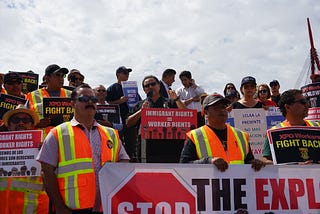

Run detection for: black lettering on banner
[[192, 179, 209, 211], [212, 179, 231, 211], [233, 179, 247, 210]]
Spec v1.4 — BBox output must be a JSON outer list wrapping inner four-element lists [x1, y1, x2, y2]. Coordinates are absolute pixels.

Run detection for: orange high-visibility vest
[[26, 88, 71, 119], [8, 176, 49, 214], [187, 124, 249, 164], [273, 120, 319, 128], [26, 88, 71, 137], [51, 122, 120, 209], [0, 176, 49, 214], [0, 177, 9, 214]]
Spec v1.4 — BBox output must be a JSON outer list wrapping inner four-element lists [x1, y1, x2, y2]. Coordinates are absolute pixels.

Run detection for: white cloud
[[1, 0, 319, 97]]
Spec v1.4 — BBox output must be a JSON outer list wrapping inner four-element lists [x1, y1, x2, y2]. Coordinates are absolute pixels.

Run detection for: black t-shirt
[[106, 83, 128, 125], [232, 101, 264, 109]]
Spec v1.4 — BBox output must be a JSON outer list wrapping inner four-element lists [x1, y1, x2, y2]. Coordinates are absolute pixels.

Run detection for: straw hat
[[3, 104, 39, 126]]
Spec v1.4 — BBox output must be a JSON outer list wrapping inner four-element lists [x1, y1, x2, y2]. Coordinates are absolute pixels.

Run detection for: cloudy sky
[[1, 0, 319, 97]]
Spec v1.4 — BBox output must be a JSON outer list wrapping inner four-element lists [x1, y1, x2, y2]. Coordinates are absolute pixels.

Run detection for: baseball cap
[[45, 64, 69, 76], [116, 66, 132, 74], [269, 80, 280, 87], [203, 93, 231, 109], [241, 76, 256, 87], [3, 104, 39, 127], [4, 72, 22, 84]]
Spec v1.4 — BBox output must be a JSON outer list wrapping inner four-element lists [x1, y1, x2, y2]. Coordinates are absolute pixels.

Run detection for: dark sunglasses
[[54, 73, 66, 78], [9, 117, 33, 124], [76, 95, 98, 103], [71, 76, 84, 81], [292, 99, 308, 105], [97, 89, 106, 92], [226, 86, 234, 89], [259, 89, 267, 94], [143, 82, 157, 88], [6, 81, 22, 85]]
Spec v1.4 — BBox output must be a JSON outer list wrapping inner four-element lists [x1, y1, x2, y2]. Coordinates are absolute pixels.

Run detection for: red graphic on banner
[[141, 108, 197, 139], [110, 172, 196, 214]]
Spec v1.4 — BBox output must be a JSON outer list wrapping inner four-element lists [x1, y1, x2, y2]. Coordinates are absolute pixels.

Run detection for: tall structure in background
[[307, 17, 320, 83]]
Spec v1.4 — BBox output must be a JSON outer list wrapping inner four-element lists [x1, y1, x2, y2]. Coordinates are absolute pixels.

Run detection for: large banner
[[141, 108, 197, 139], [267, 126, 320, 164], [0, 130, 42, 177], [122, 81, 140, 109], [43, 97, 73, 126], [0, 94, 26, 119], [228, 108, 285, 158], [100, 163, 320, 214]]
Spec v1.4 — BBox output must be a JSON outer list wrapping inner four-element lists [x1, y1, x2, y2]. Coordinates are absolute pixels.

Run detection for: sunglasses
[[143, 82, 157, 88], [226, 86, 234, 90], [76, 95, 98, 103], [270, 83, 278, 87], [9, 117, 33, 124], [258, 89, 267, 94], [97, 89, 106, 92], [54, 73, 66, 78], [6, 81, 22, 85], [292, 99, 308, 105]]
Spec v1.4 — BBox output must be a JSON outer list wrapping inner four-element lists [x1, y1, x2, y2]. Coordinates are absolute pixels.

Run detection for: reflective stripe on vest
[[98, 125, 120, 162], [274, 120, 320, 128], [190, 125, 247, 164], [229, 126, 247, 164], [10, 177, 45, 214], [56, 122, 94, 209]]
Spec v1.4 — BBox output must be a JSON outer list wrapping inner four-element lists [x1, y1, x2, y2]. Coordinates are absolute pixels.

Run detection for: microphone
[[146, 91, 153, 100]]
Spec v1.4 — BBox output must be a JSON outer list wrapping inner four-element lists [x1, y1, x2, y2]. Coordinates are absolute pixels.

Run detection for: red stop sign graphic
[[110, 172, 196, 214]]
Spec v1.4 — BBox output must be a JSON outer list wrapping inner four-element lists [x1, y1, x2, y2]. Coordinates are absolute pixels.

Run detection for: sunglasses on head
[[9, 117, 33, 124], [143, 82, 157, 88], [76, 95, 98, 103], [292, 99, 308, 105], [270, 83, 278, 87]]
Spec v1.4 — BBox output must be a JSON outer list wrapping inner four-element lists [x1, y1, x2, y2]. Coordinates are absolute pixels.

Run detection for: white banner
[[100, 163, 320, 214]]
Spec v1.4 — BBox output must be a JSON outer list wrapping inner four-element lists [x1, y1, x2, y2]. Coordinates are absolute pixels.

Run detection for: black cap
[[269, 80, 280, 87], [203, 93, 230, 109], [45, 64, 69, 76], [4, 72, 22, 84], [116, 66, 132, 74], [241, 76, 256, 87]]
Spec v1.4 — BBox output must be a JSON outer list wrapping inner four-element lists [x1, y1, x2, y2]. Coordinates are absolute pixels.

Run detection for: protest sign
[[141, 108, 197, 139], [0, 130, 42, 177], [0, 94, 26, 119], [42, 97, 73, 126], [95, 104, 121, 124], [301, 82, 320, 108], [16, 71, 39, 94], [267, 126, 320, 164], [228, 108, 284, 158], [100, 163, 320, 214], [121, 81, 139, 109]]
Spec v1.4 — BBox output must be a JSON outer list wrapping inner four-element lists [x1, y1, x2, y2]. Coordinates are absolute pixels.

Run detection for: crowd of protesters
[[0, 64, 319, 214]]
